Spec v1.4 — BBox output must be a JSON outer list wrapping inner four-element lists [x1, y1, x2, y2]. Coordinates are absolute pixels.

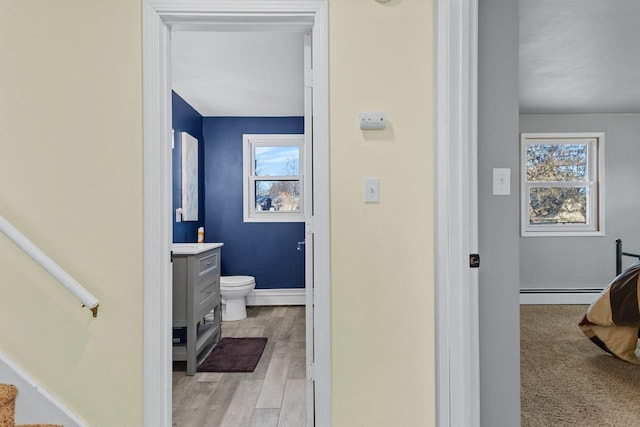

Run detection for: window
[[521, 132, 604, 237], [243, 134, 305, 222]]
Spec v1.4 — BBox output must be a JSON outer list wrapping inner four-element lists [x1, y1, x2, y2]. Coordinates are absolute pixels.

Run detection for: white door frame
[[142, 1, 331, 426], [435, 0, 480, 426], [302, 33, 316, 427]]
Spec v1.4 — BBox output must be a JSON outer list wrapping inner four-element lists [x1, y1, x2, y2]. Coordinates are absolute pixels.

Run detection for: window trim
[[242, 134, 305, 223], [520, 132, 605, 237]]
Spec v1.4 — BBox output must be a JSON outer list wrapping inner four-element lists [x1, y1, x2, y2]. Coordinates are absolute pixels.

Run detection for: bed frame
[[615, 239, 640, 275]]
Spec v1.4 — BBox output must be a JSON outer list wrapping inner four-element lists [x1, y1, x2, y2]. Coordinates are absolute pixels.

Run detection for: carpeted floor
[[521, 305, 640, 427]]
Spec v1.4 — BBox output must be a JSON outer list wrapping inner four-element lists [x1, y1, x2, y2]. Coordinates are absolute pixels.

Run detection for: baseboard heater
[[520, 288, 604, 305]]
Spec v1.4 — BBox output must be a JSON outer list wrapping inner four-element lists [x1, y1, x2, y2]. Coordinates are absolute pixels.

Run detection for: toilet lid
[[221, 275, 255, 287]]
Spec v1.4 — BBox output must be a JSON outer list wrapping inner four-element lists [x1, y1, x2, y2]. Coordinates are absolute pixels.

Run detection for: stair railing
[[0, 215, 99, 317]]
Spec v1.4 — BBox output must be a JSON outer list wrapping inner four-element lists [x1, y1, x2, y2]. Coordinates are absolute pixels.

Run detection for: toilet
[[220, 275, 256, 321]]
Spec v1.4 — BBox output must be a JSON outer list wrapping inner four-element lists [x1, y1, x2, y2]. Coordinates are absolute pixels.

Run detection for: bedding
[[579, 261, 640, 363]]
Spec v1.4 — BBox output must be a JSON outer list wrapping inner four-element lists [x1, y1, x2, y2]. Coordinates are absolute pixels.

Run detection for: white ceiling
[[172, 3, 640, 117], [171, 31, 304, 117], [520, 0, 640, 114]]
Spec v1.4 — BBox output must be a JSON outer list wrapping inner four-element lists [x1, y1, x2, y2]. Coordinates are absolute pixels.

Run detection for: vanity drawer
[[196, 251, 218, 283], [196, 280, 219, 320]]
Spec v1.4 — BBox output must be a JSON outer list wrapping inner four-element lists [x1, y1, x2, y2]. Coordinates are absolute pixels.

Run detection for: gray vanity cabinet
[[172, 246, 222, 375]]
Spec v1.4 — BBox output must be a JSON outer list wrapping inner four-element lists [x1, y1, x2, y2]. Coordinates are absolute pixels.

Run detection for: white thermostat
[[359, 112, 387, 130]]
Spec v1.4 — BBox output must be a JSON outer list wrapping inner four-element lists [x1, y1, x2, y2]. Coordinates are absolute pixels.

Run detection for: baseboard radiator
[[520, 288, 604, 305]]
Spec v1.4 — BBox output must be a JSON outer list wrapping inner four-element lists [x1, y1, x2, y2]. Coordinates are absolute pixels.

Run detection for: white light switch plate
[[364, 177, 380, 203], [493, 168, 510, 195]]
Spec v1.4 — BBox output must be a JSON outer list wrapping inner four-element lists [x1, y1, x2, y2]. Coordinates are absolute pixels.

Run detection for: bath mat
[[198, 337, 267, 372]]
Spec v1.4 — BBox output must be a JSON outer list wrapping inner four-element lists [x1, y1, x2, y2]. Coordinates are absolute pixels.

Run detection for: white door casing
[[142, 1, 331, 426], [435, 0, 480, 426]]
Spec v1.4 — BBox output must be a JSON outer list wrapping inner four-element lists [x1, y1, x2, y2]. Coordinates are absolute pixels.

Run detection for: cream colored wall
[[329, 1, 436, 425], [0, 1, 435, 425], [0, 2, 143, 426]]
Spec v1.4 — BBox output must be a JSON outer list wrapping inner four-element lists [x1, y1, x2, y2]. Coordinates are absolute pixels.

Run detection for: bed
[[579, 239, 640, 363]]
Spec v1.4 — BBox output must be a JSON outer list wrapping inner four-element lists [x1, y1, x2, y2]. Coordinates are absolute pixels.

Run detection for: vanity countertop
[[172, 243, 224, 255]]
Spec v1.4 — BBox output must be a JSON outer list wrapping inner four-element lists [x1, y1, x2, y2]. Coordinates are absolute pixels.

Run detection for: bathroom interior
[[169, 30, 309, 424]]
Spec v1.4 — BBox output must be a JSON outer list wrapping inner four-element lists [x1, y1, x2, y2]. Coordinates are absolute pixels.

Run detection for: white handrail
[[0, 215, 99, 317]]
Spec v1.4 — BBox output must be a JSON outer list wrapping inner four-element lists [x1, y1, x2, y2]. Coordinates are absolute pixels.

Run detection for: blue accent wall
[[203, 117, 305, 289], [172, 91, 205, 242]]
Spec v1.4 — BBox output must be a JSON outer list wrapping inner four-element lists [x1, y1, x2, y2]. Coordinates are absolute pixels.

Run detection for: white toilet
[[220, 275, 256, 321]]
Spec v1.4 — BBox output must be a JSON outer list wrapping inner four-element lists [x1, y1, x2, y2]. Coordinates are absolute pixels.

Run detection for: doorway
[[142, 2, 331, 426], [170, 29, 311, 425]]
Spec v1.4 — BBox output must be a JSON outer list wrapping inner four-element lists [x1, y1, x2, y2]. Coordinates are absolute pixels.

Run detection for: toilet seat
[[221, 275, 255, 287]]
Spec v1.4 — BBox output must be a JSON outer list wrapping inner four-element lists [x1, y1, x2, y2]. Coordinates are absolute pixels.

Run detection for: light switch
[[364, 177, 380, 203], [493, 168, 510, 195]]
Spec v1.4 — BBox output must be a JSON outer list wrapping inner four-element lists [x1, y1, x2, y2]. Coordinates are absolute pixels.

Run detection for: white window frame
[[242, 134, 305, 223], [520, 132, 605, 237]]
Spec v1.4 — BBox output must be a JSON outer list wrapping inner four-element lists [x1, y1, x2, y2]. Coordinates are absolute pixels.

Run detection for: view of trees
[[255, 180, 300, 211], [526, 143, 588, 224], [255, 152, 301, 212]]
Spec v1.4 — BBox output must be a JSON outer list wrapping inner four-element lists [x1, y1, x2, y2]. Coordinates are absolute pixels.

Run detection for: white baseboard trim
[[520, 288, 604, 305], [0, 351, 86, 426], [245, 288, 305, 306]]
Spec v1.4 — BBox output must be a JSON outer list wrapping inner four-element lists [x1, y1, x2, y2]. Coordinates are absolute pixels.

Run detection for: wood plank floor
[[173, 306, 306, 427]]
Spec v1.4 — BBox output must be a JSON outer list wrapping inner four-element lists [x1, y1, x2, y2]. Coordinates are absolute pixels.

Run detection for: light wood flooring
[[172, 305, 307, 427]]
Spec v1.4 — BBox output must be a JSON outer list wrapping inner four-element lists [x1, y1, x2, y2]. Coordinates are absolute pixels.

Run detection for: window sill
[[243, 213, 305, 223], [521, 230, 604, 238]]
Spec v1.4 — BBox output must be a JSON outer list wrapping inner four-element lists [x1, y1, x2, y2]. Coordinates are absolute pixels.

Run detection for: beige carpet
[[521, 305, 640, 427], [0, 383, 62, 427]]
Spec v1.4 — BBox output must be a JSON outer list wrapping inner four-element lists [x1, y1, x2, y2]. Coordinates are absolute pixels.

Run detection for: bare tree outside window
[[520, 133, 604, 237], [243, 134, 305, 222], [255, 152, 300, 211], [527, 144, 588, 224]]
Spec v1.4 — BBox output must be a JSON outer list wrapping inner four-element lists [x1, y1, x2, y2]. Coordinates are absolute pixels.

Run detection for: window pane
[[254, 146, 300, 176], [255, 180, 301, 212], [526, 144, 587, 182], [529, 186, 587, 225]]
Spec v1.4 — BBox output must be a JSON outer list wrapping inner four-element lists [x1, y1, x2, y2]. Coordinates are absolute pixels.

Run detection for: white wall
[[520, 113, 640, 289], [329, 1, 436, 425], [0, 2, 143, 425]]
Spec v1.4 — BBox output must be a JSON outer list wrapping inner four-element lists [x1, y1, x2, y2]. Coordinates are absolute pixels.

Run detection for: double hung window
[[243, 134, 304, 223], [521, 132, 604, 237]]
